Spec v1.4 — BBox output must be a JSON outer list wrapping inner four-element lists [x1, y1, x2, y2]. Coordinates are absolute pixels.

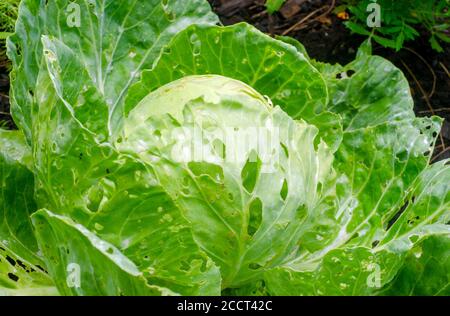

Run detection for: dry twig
[[439, 62, 450, 80], [282, 0, 336, 35], [404, 47, 436, 99]]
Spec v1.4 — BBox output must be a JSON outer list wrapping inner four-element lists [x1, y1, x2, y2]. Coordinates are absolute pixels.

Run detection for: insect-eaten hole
[[8, 273, 19, 282], [241, 151, 261, 194], [247, 198, 263, 237], [336, 69, 356, 79], [387, 198, 414, 230], [212, 139, 226, 160], [280, 179, 288, 201]]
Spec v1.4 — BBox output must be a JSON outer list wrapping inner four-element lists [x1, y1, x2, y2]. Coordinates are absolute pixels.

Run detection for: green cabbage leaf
[[1, 0, 448, 296]]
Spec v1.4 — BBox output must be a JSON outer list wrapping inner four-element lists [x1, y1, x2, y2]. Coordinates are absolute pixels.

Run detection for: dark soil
[[0, 51, 13, 130], [208, 0, 450, 161], [1, 0, 449, 160]]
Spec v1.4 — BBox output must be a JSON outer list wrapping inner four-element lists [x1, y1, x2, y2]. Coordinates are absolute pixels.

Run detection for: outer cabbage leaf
[[7, 0, 218, 141], [274, 37, 447, 254], [0, 129, 56, 295], [32, 209, 177, 296], [378, 160, 450, 252], [30, 37, 221, 295], [380, 236, 450, 296], [264, 159, 449, 296], [284, 39, 417, 131], [302, 118, 443, 256]]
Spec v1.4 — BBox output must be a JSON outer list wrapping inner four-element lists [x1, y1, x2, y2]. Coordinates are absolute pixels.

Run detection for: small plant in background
[[0, 0, 20, 41], [266, 0, 449, 52], [266, 0, 288, 13], [0, 0, 20, 68], [338, 0, 450, 52]]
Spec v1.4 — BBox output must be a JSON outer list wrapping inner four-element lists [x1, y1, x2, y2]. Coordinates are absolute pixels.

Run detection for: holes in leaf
[[199, 258, 208, 273], [15, 259, 35, 273], [407, 216, 420, 226], [15, 44, 22, 58], [162, 46, 172, 55], [409, 235, 419, 243], [248, 263, 263, 270], [188, 162, 224, 183], [5, 255, 16, 266], [247, 198, 263, 237], [372, 240, 380, 248], [212, 139, 226, 160], [387, 197, 414, 230], [106, 248, 114, 254], [336, 69, 356, 79], [179, 260, 190, 272], [8, 273, 19, 282], [348, 232, 359, 241], [397, 150, 408, 162], [241, 153, 261, 194], [295, 204, 308, 221], [280, 179, 288, 201]]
